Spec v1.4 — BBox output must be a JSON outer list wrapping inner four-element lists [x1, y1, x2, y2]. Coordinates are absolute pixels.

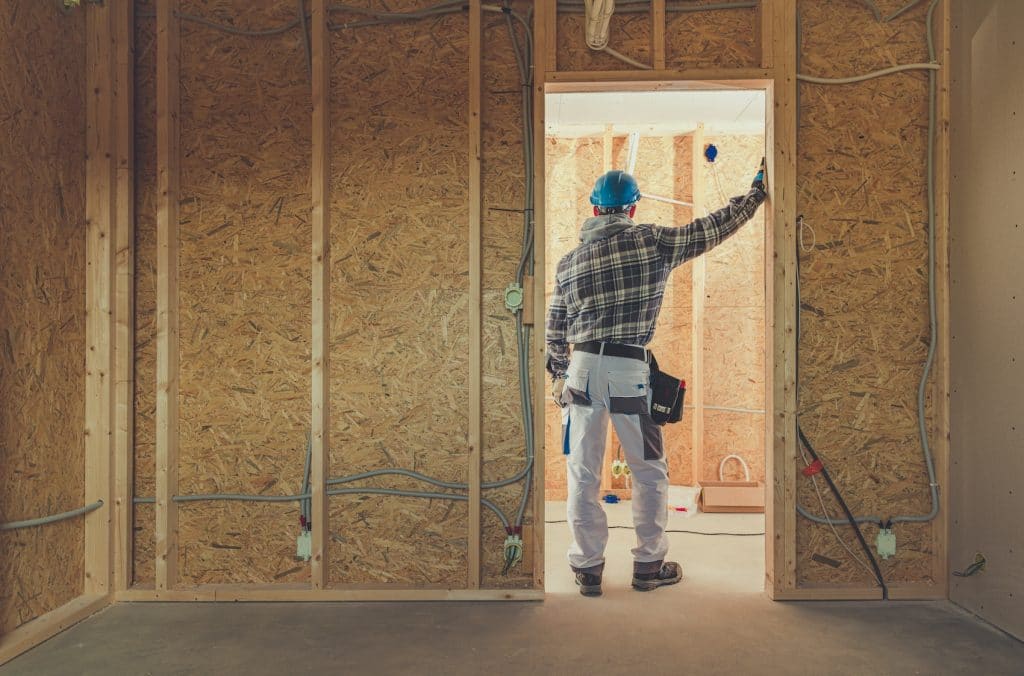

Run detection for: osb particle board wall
[[0, 3, 87, 633], [795, 0, 939, 586], [543, 132, 765, 499], [132, 0, 536, 587], [555, 0, 943, 588], [133, 0, 157, 585]]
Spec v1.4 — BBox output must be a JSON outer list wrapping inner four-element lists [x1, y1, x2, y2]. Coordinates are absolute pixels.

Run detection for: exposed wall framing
[[1, 4, 953, 651]]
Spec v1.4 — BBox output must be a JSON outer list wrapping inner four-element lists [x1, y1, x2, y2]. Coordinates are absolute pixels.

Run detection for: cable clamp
[[801, 459, 824, 477]]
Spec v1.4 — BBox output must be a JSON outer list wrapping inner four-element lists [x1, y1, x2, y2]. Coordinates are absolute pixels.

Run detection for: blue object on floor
[[603, 494, 619, 504], [704, 143, 718, 162]]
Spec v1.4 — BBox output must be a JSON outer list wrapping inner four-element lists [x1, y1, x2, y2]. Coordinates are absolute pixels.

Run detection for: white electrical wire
[[642, 193, 693, 207], [718, 454, 751, 482], [796, 62, 939, 85]]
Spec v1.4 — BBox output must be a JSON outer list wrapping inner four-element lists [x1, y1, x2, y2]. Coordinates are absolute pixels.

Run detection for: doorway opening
[[542, 86, 770, 595]]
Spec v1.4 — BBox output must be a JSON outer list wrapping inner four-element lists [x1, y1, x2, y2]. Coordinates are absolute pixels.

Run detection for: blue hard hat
[[590, 170, 641, 208]]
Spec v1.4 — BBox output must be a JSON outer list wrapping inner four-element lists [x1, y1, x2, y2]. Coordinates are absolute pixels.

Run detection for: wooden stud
[[652, 0, 667, 70], [113, 0, 136, 593], [763, 0, 798, 598], [84, 0, 116, 598], [546, 0, 558, 74], [758, 0, 773, 70], [311, 0, 331, 591], [522, 275, 535, 326], [467, 0, 483, 590], [930, 0, 952, 595], [690, 124, 706, 484], [155, 0, 180, 592], [0, 595, 110, 667], [532, 0, 550, 591]]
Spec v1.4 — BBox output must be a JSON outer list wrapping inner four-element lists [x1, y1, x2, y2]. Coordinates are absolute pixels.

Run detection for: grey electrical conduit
[[134, 492, 510, 530], [0, 501, 104, 532], [796, 0, 941, 526], [131, 2, 540, 538]]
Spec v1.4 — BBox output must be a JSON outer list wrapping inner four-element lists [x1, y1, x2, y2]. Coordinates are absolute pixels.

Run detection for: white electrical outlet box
[[876, 528, 896, 559], [296, 531, 312, 561]]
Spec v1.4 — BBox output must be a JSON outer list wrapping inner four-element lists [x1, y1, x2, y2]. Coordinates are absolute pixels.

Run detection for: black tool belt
[[648, 354, 686, 426], [573, 341, 647, 361]]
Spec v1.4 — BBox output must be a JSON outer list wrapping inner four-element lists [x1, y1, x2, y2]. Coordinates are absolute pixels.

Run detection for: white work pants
[[563, 350, 669, 574]]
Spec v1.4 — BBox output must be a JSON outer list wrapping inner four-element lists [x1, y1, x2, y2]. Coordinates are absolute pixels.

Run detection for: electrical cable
[[136, 490, 510, 529], [796, 62, 939, 85], [0, 500, 104, 532], [797, 435, 878, 583]]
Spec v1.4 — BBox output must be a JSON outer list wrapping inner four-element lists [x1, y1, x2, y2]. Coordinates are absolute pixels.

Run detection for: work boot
[[574, 571, 602, 597], [632, 561, 682, 591]]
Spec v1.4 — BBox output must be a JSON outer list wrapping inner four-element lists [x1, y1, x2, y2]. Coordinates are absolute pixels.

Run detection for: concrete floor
[[4, 502, 1022, 675]]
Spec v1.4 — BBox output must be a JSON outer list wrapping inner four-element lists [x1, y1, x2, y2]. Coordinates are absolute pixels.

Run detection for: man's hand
[[752, 156, 767, 191], [551, 377, 567, 408]]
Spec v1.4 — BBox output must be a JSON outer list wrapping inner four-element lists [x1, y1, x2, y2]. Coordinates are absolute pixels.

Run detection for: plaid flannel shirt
[[545, 185, 766, 379]]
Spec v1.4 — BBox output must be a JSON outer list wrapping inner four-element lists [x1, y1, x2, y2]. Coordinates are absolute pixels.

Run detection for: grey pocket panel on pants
[[640, 414, 664, 460], [609, 395, 648, 415]]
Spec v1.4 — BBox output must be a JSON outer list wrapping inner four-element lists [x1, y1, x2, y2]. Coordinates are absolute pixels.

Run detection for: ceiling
[[545, 90, 766, 138]]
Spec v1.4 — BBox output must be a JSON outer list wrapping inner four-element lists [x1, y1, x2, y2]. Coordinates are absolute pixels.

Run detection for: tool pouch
[[648, 353, 686, 426]]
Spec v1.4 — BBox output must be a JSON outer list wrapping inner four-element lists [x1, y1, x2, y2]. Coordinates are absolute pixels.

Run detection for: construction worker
[[547, 162, 767, 596]]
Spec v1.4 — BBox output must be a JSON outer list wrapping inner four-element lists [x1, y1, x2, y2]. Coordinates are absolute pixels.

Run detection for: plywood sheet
[[664, 3, 759, 70], [328, 2, 470, 585], [795, 0, 937, 585], [175, 0, 312, 584], [0, 2, 87, 633]]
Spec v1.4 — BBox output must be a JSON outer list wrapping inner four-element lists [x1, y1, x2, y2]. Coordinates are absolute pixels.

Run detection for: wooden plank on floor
[[113, 0, 136, 594], [155, 0, 180, 592], [84, 0, 117, 598], [467, 0, 483, 590], [0, 595, 110, 667], [310, 0, 330, 592]]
